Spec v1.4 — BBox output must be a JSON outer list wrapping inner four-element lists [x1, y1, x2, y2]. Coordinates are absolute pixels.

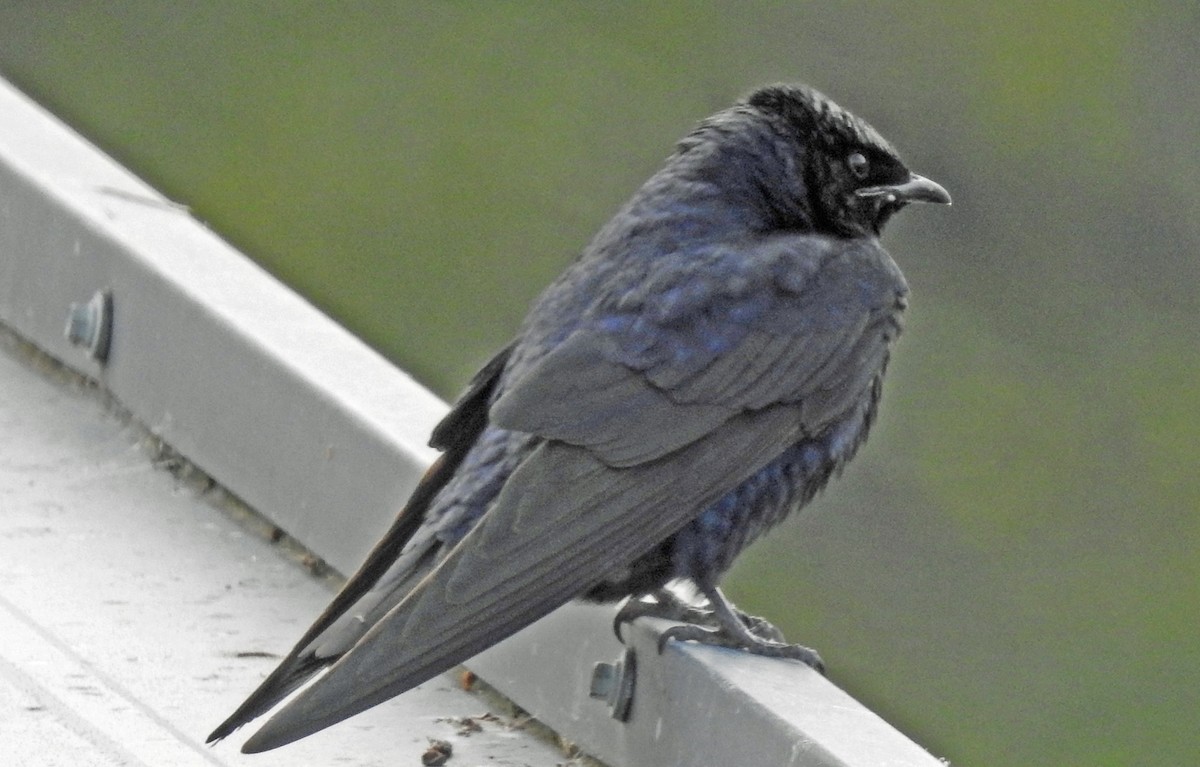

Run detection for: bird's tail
[[208, 344, 513, 745], [206, 552, 436, 744], [206, 650, 331, 743], [206, 469, 449, 744]]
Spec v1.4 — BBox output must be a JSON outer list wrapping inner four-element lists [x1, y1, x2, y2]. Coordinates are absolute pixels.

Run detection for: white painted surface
[[0, 338, 566, 766]]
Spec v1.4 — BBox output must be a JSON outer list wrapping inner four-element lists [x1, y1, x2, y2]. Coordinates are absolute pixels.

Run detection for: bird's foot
[[615, 589, 781, 640], [656, 624, 825, 672], [733, 610, 788, 644], [614, 587, 820, 671], [613, 589, 714, 639], [644, 585, 824, 674]]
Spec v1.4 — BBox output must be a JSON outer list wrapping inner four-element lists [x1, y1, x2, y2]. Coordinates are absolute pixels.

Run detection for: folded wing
[[235, 235, 907, 752]]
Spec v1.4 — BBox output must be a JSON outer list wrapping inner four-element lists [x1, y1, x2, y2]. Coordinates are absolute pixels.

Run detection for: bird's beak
[[857, 173, 951, 206]]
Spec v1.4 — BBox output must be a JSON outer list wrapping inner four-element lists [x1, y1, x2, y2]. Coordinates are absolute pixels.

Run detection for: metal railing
[[0, 75, 943, 767]]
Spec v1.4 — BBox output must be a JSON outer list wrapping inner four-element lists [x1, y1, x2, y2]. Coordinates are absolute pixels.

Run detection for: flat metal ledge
[[0, 75, 945, 766], [0, 332, 571, 766]]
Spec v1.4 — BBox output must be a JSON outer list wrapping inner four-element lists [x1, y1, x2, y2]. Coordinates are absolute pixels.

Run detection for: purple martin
[[209, 83, 950, 752]]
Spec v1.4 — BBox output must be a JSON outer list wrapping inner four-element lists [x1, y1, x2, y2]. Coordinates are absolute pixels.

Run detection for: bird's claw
[[613, 590, 713, 640], [617, 589, 824, 673], [735, 611, 788, 643], [657, 623, 826, 673], [615, 592, 788, 642], [656, 623, 719, 653]]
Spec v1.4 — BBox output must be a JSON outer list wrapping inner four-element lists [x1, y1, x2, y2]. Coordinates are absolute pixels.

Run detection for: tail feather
[[205, 463, 451, 744], [208, 345, 512, 744], [207, 652, 330, 743]]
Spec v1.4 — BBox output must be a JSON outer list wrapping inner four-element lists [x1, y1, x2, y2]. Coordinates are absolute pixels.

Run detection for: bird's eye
[[847, 152, 870, 180]]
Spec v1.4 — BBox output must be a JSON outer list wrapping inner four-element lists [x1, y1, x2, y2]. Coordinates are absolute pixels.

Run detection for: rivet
[[64, 289, 113, 363], [589, 647, 636, 721]]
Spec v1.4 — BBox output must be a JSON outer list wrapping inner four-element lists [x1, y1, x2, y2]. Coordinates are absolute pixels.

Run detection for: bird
[[208, 83, 950, 753]]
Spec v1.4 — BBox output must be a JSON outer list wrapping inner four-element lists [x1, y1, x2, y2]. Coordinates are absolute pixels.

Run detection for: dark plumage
[[209, 83, 950, 752]]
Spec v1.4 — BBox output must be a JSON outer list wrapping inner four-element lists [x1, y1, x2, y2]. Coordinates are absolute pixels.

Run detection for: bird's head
[[744, 83, 950, 238]]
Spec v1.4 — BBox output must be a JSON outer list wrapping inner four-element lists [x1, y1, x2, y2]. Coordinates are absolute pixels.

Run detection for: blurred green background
[[1, 3, 1195, 764]]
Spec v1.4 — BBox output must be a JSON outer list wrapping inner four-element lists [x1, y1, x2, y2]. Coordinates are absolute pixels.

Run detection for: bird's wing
[[491, 234, 906, 465], [243, 407, 805, 751], [207, 345, 514, 743], [239, 234, 907, 752]]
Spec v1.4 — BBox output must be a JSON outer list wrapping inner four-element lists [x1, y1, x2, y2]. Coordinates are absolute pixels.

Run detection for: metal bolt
[[589, 647, 636, 721], [64, 289, 113, 363]]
